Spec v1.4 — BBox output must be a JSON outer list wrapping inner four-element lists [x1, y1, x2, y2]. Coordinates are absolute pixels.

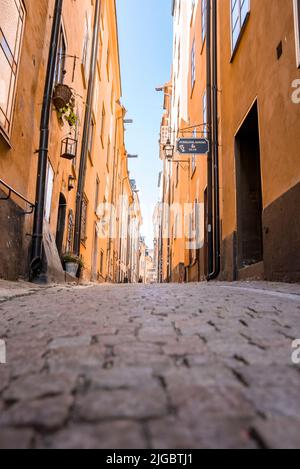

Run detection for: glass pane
[[0, 0, 20, 55], [241, 0, 249, 24], [6, 72, 15, 128], [0, 48, 11, 112]]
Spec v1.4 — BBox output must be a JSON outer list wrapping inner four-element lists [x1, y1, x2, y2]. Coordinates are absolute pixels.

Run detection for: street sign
[[176, 138, 209, 155]]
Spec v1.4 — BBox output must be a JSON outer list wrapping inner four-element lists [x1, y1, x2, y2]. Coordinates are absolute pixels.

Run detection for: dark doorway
[[235, 102, 263, 269], [56, 193, 67, 257]]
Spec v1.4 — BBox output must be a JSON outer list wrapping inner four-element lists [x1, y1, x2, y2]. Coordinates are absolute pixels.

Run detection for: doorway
[[235, 102, 263, 269], [55, 193, 67, 257]]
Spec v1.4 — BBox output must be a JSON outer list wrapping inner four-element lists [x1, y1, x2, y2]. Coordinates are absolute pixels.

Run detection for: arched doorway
[[56, 193, 67, 257]]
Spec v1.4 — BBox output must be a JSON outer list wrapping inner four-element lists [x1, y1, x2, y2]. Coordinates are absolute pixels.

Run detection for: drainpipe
[[206, 0, 214, 277], [207, 0, 221, 280], [73, 0, 101, 255], [30, 0, 63, 282]]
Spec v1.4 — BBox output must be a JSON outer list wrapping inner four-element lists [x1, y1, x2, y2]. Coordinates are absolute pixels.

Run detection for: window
[[82, 13, 91, 80], [191, 130, 197, 174], [202, 90, 207, 136], [294, 0, 300, 67], [0, 0, 25, 138], [106, 46, 110, 80], [231, 0, 250, 52], [80, 195, 88, 243], [66, 210, 74, 252], [100, 103, 105, 147], [88, 116, 95, 157], [202, 0, 207, 43], [106, 137, 111, 169], [95, 177, 100, 212], [44, 161, 54, 223], [54, 27, 66, 84], [100, 249, 104, 274], [191, 39, 196, 90]]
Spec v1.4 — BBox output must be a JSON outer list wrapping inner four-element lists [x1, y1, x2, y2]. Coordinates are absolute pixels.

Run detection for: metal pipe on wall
[[30, 0, 64, 282], [207, 0, 221, 280]]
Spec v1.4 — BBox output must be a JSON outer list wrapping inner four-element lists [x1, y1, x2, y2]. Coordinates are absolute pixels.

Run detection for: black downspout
[[207, 0, 221, 280], [30, 0, 63, 282], [206, 0, 214, 277], [73, 0, 101, 255]]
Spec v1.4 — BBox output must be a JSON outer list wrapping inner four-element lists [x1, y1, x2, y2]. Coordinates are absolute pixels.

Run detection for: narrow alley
[[0, 281, 300, 449]]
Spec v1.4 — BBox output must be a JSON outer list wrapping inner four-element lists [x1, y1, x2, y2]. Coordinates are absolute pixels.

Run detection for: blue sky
[[116, 0, 173, 247]]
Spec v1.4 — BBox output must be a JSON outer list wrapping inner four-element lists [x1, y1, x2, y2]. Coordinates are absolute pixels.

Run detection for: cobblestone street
[[0, 281, 300, 449]]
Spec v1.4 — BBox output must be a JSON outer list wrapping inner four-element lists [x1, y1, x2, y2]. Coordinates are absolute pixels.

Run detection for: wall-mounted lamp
[[163, 139, 175, 161], [68, 175, 76, 191], [61, 137, 78, 160]]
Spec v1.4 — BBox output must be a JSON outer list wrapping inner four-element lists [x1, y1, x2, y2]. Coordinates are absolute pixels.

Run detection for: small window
[[294, 0, 300, 67], [202, 91, 207, 136], [88, 116, 95, 157], [95, 177, 100, 212], [231, 0, 250, 53], [100, 103, 105, 147], [191, 39, 196, 90], [80, 195, 88, 243], [106, 137, 111, 169], [82, 13, 91, 79], [54, 27, 66, 84], [106, 46, 110, 81], [0, 0, 26, 138], [66, 210, 74, 252], [100, 249, 104, 274], [202, 0, 207, 43]]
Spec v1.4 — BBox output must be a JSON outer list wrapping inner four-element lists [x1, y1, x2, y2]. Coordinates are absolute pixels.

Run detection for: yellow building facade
[[159, 0, 300, 284]]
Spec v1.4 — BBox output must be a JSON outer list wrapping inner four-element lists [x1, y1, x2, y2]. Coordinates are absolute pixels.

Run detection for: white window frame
[[44, 161, 54, 223], [230, 0, 250, 56], [0, 0, 26, 140], [294, 0, 300, 68]]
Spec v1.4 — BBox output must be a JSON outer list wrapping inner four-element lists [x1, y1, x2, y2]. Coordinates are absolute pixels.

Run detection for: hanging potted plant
[[63, 253, 84, 277], [53, 83, 73, 111], [57, 102, 78, 128]]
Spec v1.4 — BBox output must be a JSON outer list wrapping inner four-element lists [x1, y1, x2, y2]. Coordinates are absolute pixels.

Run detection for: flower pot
[[65, 262, 79, 277], [53, 84, 73, 111]]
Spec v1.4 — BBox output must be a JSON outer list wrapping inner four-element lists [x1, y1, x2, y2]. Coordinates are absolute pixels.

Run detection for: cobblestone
[[0, 281, 300, 448]]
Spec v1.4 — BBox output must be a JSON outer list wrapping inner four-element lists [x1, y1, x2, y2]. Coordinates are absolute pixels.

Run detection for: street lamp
[[127, 154, 138, 159], [163, 139, 174, 161]]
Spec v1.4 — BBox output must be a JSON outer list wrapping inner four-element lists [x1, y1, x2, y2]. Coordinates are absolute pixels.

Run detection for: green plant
[[63, 252, 85, 268], [58, 103, 78, 128]]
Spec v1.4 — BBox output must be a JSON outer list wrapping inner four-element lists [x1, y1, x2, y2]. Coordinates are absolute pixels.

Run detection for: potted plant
[[53, 83, 73, 111], [62, 253, 84, 277], [58, 102, 78, 128]]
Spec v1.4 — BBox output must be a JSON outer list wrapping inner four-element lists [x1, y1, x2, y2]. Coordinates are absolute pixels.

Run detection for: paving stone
[[3, 372, 78, 402], [75, 386, 168, 421], [38, 421, 147, 449], [0, 395, 73, 430], [250, 416, 300, 449], [48, 335, 92, 350], [0, 428, 34, 449]]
